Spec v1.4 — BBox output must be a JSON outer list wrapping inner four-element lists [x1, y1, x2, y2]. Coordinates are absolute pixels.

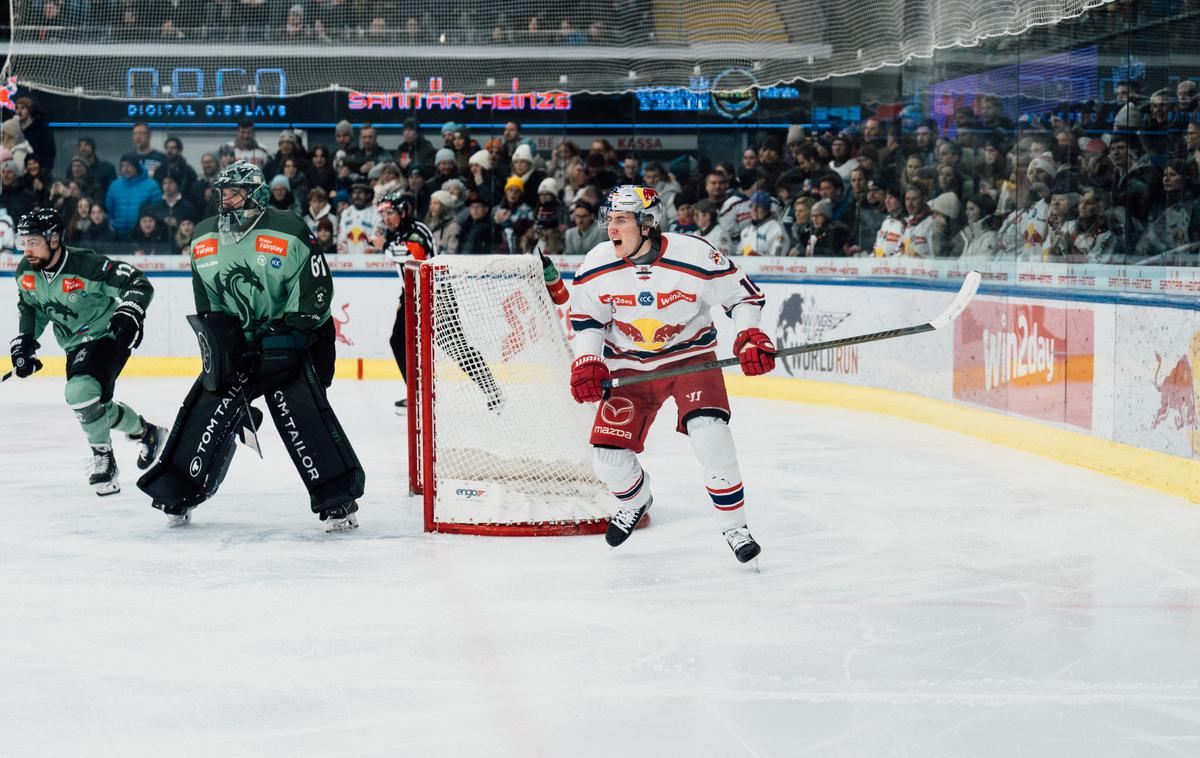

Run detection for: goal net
[[404, 255, 612, 536], [5, 0, 1112, 99]]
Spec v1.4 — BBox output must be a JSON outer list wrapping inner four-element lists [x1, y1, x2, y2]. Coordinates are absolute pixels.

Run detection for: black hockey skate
[[320, 501, 360, 533], [89, 444, 120, 496], [130, 419, 167, 470], [723, 525, 761, 564], [152, 500, 196, 527], [394, 398, 407, 415], [605, 497, 652, 548]]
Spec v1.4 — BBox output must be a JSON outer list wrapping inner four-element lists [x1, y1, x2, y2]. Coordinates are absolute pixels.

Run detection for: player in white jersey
[[337, 182, 381, 254], [568, 185, 776, 564]]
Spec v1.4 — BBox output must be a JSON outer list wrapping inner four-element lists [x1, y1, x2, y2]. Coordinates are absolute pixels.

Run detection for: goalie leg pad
[[685, 415, 747, 530], [264, 355, 365, 514], [135, 377, 249, 509], [592, 445, 652, 510]]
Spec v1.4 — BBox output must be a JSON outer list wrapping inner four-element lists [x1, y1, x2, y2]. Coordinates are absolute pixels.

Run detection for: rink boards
[[2, 254, 1198, 499]]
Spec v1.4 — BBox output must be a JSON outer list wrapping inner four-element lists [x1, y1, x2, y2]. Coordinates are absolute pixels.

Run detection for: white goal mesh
[[406, 254, 611, 535], [5, 0, 1112, 98]]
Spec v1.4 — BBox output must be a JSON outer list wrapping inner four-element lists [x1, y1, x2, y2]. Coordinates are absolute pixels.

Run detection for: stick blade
[[929, 270, 981, 331], [238, 424, 263, 458]]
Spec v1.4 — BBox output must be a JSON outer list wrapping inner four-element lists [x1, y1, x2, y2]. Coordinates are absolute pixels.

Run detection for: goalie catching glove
[[733, 328, 776, 376], [9, 335, 42, 378], [109, 301, 147, 350], [570, 354, 610, 403]]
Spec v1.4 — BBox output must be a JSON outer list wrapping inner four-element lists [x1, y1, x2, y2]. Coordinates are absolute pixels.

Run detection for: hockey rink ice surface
[[2, 377, 1200, 757]]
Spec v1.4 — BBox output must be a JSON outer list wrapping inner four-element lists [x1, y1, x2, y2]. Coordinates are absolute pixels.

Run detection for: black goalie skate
[[605, 497, 652, 548], [152, 500, 196, 527], [320, 501, 360, 533]]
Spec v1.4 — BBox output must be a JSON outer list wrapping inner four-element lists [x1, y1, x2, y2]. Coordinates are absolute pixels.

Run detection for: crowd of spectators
[[14, 0, 641, 46], [5, 81, 1200, 264]]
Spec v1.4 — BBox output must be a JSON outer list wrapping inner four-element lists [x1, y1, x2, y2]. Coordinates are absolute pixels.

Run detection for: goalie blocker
[[137, 314, 364, 518]]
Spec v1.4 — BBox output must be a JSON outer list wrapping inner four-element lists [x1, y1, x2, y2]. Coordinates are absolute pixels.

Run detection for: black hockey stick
[[237, 392, 263, 458], [1, 359, 44, 383], [605, 271, 982, 389]]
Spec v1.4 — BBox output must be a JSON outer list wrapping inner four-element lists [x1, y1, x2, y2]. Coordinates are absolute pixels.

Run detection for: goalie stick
[[237, 392, 263, 457], [605, 270, 982, 389]]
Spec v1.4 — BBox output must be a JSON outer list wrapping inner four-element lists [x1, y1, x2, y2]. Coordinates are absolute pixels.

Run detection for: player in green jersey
[[9, 208, 166, 495], [137, 162, 365, 532]]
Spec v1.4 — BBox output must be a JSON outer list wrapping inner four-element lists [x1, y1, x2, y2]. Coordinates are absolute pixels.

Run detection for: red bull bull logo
[[1152, 351, 1197, 431], [614, 318, 687, 350], [333, 303, 353, 346], [634, 187, 658, 207]]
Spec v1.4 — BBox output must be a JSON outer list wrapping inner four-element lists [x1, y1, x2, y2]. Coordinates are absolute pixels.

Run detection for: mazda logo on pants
[[600, 397, 636, 426]]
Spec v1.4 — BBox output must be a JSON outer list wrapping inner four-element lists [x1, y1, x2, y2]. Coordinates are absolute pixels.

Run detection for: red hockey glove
[[733, 328, 776, 376], [570, 354, 610, 403]]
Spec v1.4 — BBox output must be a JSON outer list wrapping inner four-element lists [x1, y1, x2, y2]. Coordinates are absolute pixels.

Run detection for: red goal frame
[[404, 260, 614, 537]]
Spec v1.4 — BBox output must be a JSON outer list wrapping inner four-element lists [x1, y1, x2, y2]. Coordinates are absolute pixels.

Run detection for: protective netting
[[5, 0, 1112, 99], [411, 255, 610, 529]]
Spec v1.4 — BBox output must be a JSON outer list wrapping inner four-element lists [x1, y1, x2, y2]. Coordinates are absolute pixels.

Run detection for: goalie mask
[[212, 161, 270, 240], [599, 185, 664, 231]]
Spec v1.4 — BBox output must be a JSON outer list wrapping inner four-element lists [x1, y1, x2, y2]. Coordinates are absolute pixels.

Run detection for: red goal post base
[[426, 516, 650, 537]]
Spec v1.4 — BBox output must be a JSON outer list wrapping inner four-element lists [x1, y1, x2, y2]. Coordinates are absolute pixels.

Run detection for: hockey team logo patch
[[19, 274, 35, 291], [614, 318, 687, 351], [255, 235, 288, 257], [61, 277, 84, 294], [656, 289, 697, 308], [599, 294, 637, 307], [192, 238, 218, 259]]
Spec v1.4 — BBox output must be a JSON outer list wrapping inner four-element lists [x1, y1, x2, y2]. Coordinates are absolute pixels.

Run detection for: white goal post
[[404, 255, 613, 536]]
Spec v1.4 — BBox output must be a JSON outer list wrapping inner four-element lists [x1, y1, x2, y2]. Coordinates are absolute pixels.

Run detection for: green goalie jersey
[[15, 247, 154, 351], [190, 209, 333, 342]]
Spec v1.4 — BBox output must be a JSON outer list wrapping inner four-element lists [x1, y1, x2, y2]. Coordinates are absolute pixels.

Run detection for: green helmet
[[212, 161, 270, 231]]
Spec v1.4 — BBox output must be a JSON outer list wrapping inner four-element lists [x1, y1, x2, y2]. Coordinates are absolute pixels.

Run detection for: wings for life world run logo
[[774, 293, 858, 376]]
